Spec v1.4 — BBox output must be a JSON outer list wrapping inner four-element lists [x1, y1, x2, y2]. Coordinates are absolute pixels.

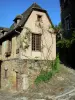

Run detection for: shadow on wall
[[57, 42, 75, 69]]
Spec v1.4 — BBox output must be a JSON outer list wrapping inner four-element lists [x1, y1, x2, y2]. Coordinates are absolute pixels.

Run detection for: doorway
[[16, 72, 18, 90]]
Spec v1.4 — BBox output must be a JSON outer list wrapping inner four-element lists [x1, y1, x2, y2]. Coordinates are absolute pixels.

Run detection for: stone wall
[[1, 59, 52, 92], [1, 59, 27, 91]]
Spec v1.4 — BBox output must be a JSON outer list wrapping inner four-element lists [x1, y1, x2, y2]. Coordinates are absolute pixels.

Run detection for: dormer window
[[0, 29, 3, 33], [0, 30, 3, 38], [37, 15, 42, 22], [1, 30, 7, 36], [0, 28, 9, 36], [14, 19, 21, 25], [13, 15, 22, 26], [4, 32, 7, 35], [17, 19, 20, 24]]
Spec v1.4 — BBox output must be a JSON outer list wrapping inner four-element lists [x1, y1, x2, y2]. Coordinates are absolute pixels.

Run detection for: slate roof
[[10, 3, 46, 30], [13, 15, 23, 21], [0, 27, 9, 32], [0, 3, 53, 41]]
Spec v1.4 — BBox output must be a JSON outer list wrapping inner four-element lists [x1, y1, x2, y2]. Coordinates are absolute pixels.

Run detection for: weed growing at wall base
[[35, 54, 60, 84]]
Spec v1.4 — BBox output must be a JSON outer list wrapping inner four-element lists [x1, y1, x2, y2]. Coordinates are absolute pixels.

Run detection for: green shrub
[[35, 54, 60, 84], [35, 71, 53, 84], [52, 54, 60, 73]]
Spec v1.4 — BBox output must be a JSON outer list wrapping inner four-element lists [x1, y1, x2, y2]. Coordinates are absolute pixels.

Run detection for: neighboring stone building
[[0, 3, 56, 91], [59, 0, 75, 68], [60, 0, 75, 38]]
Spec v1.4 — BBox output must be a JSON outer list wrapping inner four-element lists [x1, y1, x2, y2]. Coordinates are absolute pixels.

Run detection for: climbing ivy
[[57, 31, 75, 48], [35, 54, 60, 84]]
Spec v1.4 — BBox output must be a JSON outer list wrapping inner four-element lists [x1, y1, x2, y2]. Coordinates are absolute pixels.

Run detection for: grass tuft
[[35, 54, 60, 84]]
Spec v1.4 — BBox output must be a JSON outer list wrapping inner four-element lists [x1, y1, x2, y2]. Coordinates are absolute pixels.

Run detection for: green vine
[[35, 54, 60, 84], [57, 31, 75, 48], [21, 27, 31, 51]]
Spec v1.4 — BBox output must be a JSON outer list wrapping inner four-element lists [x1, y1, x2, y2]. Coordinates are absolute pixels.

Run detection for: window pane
[[32, 34, 35, 50], [32, 34, 41, 51], [65, 16, 71, 30], [37, 15, 42, 21], [36, 34, 41, 51]]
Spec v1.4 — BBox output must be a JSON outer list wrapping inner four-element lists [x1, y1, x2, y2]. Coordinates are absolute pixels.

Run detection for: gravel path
[[0, 88, 75, 100], [0, 90, 75, 100]]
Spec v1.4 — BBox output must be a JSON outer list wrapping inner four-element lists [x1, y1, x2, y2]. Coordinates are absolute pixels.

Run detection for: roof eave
[[0, 25, 21, 42]]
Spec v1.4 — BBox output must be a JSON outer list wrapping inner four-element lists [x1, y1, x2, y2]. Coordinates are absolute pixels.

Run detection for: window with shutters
[[32, 34, 41, 51]]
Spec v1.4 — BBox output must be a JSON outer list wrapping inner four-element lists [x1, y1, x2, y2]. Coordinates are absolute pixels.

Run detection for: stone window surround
[[37, 14, 42, 22]]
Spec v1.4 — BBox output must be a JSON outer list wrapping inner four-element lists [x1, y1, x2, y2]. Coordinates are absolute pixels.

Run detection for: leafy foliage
[[20, 27, 31, 51], [57, 38, 71, 48], [57, 31, 75, 48], [55, 22, 75, 48], [35, 54, 60, 84]]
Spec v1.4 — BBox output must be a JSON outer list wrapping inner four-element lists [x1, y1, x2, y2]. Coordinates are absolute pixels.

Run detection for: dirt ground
[[0, 64, 75, 100]]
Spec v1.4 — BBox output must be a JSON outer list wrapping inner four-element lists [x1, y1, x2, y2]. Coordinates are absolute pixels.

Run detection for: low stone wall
[[1, 59, 52, 92]]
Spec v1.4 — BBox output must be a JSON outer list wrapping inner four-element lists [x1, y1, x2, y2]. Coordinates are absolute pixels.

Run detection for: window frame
[[32, 33, 41, 51], [4, 38, 12, 57], [37, 14, 42, 22], [64, 14, 71, 30]]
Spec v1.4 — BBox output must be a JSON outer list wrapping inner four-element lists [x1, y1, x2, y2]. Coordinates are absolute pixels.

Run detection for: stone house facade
[[59, 0, 75, 68], [0, 3, 56, 91], [60, 0, 75, 38]]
